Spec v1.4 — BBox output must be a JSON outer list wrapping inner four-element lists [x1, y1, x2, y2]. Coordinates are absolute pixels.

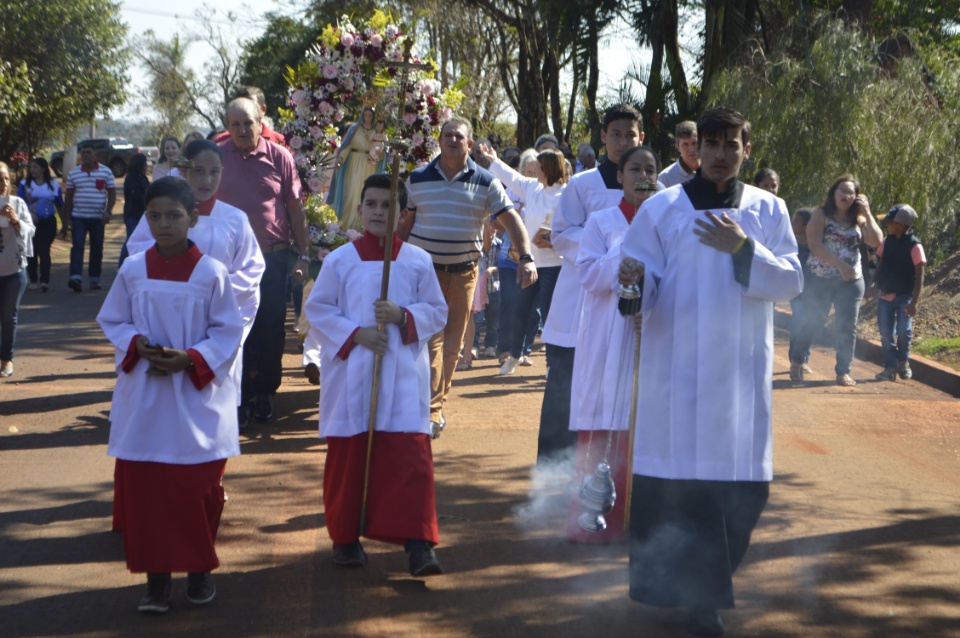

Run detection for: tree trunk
[[585, 12, 601, 151]]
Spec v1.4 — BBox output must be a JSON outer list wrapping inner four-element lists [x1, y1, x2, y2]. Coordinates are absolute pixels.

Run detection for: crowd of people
[[0, 86, 930, 637]]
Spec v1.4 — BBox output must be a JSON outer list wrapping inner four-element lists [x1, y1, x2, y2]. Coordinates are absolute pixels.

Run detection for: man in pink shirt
[[217, 97, 310, 429]]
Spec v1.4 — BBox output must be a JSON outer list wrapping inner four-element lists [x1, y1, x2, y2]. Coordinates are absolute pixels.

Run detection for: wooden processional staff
[[358, 38, 433, 537]]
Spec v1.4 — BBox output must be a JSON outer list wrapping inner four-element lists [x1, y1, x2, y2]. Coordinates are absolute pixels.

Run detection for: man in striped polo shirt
[[63, 144, 116, 291], [404, 117, 537, 437]]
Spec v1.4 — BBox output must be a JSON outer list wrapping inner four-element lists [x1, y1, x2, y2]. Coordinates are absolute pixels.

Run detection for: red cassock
[[324, 432, 439, 546]]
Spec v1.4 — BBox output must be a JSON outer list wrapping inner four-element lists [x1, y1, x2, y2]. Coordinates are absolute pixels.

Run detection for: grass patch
[[914, 337, 960, 360]]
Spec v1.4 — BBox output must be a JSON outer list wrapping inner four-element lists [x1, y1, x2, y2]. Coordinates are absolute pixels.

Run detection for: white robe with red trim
[[571, 205, 638, 432], [127, 199, 264, 404], [98, 251, 244, 464], [303, 240, 448, 438]]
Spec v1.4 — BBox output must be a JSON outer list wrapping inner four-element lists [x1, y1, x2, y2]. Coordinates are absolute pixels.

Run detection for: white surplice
[[98, 252, 244, 464], [571, 205, 638, 432], [622, 184, 802, 482], [303, 242, 448, 438], [541, 167, 622, 347], [127, 200, 265, 403]]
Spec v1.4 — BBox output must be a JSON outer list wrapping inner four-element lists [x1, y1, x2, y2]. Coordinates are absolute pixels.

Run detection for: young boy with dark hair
[[870, 204, 925, 381], [538, 102, 644, 465], [97, 177, 244, 614], [658, 120, 699, 188], [304, 173, 449, 576]]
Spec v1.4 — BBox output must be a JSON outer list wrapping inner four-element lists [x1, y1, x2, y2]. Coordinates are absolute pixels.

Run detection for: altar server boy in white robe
[[304, 173, 448, 577], [97, 177, 244, 614], [539, 103, 644, 465], [618, 108, 802, 636], [126, 139, 264, 431], [567, 146, 660, 544]]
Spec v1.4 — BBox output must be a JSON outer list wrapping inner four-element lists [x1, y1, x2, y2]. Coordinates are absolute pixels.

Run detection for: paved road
[[2, 227, 959, 637]]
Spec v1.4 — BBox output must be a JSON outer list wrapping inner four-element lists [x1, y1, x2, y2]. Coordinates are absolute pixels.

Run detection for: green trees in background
[[710, 15, 960, 254], [0, 0, 128, 163]]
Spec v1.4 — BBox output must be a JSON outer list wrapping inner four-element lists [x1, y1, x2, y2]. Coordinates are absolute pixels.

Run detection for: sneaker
[[500, 356, 519, 375], [89, 281, 102, 290], [407, 542, 444, 577], [137, 573, 171, 614], [40, 283, 48, 293], [836, 374, 857, 387], [304, 363, 320, 386], [801, 362, 813, 374], [685, 608, 724, 636], [789, 362, 804, 383], [482, 347, 498, 359], [238, 405, 250, 433], [68, 278, 82, 293], [519, 356, 533, 367], [253, 394, 274, 422], [185, 572, 216, 605], [28, 282, 39, 290], [875, 368, 897, 382], [332, 541, 367, 567], [898, 361, 913, 380]]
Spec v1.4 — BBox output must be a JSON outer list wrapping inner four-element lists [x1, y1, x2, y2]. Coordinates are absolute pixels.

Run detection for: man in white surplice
[[618, 108, 802, 637]]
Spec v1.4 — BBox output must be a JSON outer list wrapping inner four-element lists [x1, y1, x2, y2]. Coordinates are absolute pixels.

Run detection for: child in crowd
[[97, 178, 244, 614], [567, 146, 660, 543], [303, 174, 448, 576], [870, 204, 926, 381], [126, 139, 265, 431]]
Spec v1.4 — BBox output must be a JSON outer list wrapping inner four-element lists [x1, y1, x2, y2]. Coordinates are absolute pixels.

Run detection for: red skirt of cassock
[[112, 458, 227, 573], [324, 432, 438, 546], [566, 430, 630, 543]]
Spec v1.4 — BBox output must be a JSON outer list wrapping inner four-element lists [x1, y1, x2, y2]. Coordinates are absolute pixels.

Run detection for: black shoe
[[304, 363, 320, 386], [407, 542, 444, 577], [68, 279, 82, 293], [238, 405, 250, 433], [186, 572, 216, 605], [685, 608, 724, 636], [332, 541, 367, 567], [137, 573, 171, 614], [253, 394, 274, 422]]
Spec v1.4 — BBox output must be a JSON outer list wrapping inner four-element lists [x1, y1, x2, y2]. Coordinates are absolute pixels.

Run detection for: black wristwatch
[[518, 253, 535, 264]]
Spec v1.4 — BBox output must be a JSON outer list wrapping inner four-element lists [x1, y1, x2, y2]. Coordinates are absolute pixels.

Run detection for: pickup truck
[[50, 138, 143, 178]]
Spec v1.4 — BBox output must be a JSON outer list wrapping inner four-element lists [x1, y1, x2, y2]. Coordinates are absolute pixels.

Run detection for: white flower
[[345, 229, 362, 240]]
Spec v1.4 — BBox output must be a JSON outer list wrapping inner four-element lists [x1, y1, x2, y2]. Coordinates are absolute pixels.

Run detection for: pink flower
[[318, 102, 334, 116], [291, 89, 306, 105], [310, 125, 323, 139], [403, 112, 417, 126], [322, 64, 339, 79], [326, 222, 341, 233], [370, 34, 383, 47], [346, 229, 362, 241], [340, 33, 355, 47], [334, 109, 344, 122], [289, 135, 304, 150], [386, 25, 399, 39], [440, 107, 453, 120], [411, 132, 425, 146], [319, 248, 332, 260], [420, 80, 436, 97], [341, 77, 355, 91], [308, 177, 324, 193]]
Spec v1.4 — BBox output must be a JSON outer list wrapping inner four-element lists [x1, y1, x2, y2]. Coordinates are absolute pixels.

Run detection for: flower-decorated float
[[280, 10, 465, 234]]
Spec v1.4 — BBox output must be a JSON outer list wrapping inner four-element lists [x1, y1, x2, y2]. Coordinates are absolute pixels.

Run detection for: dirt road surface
[[2, 227, 960, 637]]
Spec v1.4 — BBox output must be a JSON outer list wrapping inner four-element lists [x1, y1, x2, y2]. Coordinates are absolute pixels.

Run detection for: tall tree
[[0, 0, 127, 163]]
